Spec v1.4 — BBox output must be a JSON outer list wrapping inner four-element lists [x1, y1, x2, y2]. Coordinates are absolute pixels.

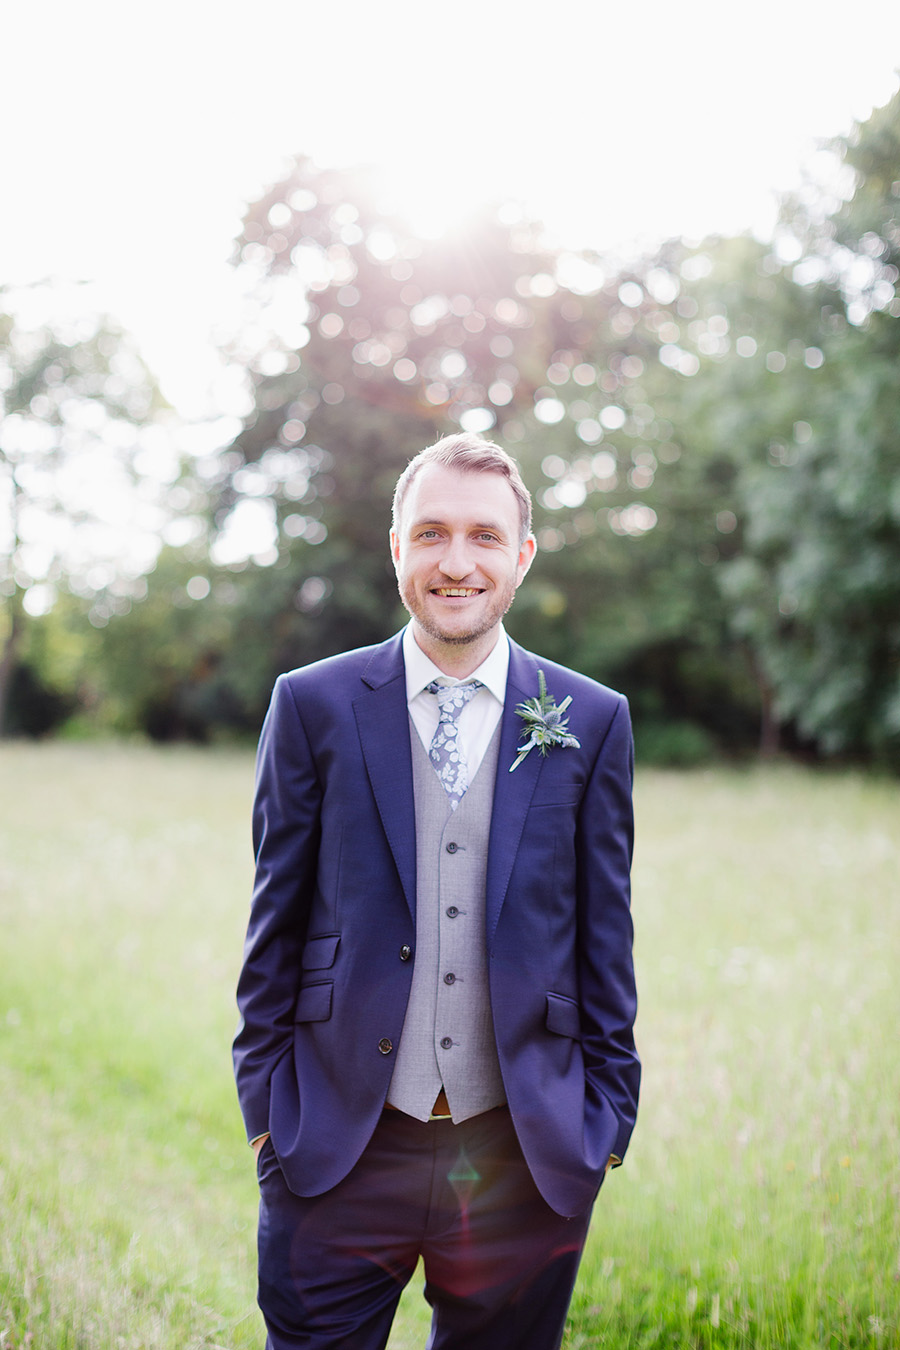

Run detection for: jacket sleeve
[[233, 674, 322, 1142], [576, 695, 640, 1164]]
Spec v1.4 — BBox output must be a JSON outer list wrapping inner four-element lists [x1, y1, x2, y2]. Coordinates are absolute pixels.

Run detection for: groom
[[234, 433, 639, 1349]]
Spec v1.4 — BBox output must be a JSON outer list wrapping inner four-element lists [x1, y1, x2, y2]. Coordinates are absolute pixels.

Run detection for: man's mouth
[[431, 587, 482, 597]]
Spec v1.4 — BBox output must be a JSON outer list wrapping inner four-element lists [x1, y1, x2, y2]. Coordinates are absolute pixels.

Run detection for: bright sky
[[3, 0, 899, 419]]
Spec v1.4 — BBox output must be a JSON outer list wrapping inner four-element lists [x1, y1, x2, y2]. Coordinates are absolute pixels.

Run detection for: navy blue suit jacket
[[234, 632, 639, 1218]]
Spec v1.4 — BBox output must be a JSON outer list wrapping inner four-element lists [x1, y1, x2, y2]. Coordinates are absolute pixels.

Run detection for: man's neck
[[410, 624, 501, 679]]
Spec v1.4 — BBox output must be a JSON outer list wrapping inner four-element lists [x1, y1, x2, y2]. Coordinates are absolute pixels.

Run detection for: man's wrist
[[250, 1132, 270, 1157]]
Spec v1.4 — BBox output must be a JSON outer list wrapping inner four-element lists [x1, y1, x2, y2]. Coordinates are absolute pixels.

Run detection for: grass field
[[0, 742, 897, 1348]]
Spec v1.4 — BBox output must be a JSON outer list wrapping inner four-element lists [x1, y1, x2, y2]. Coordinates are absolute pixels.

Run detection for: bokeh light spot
[[576, 419, 603, 445], [186, 575, 211, 600], [553, 478, 587, 509], [645, 268, 680, 304], [319, 313, 344, 338], [534, 397, 565, 425], [290, 188, 317, 212], [609, 504, 658, 536], [592, 451, 617, 484], [441, 351, 467, 380], [296, 576, 332, 610], [537, 527, 565, 552], [459, 407, 496, 433], [546, 363, 570, 385], [599, 405, 626, 430], [618, 281, 644, 308], [488, 381, 514, 406]]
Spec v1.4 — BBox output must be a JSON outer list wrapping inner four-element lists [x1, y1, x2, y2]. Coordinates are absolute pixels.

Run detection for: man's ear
[[516, 535, 537, 586], [389, 528, 400, 570]]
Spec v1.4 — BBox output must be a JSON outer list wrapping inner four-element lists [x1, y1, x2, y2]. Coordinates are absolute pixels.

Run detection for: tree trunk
[[0, 592, 24, 737], [755, 658, 780, 759]]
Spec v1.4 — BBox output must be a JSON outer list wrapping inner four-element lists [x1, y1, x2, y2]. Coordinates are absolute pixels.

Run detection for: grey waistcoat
[[386, 720, 505, 1122]]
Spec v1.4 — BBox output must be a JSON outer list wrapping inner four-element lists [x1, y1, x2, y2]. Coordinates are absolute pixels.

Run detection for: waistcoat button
[[378, 1038, 393, 1054], [399, 945, 412, 961], [440, 1036, 453, 1049], [446, 906, 459, 918], [445, 842, 458, 853], [443, 972, 456, 985]]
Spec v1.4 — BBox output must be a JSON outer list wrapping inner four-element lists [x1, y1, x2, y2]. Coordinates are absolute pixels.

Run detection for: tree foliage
[[9, 88, 900, 769], [0, 284, 169, 733], [700, 89, 900, 768], [192, 159, 749, 754]]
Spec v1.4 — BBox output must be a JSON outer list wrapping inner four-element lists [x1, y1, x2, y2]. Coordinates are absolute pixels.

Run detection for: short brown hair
[[392, 434, 533, 544]]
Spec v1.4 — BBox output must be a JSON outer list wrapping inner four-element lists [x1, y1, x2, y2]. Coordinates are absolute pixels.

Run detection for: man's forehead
[[404, 464, 518, 517]]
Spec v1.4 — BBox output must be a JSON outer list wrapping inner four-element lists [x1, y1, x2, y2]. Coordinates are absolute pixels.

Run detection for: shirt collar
[[402, 623, 509, 706]]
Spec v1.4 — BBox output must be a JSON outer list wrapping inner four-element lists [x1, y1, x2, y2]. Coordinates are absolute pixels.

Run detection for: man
[[234, 433, 639, 1349]]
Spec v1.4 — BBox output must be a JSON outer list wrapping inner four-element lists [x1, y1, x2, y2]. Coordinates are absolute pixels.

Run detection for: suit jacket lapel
[[353, 634, 547, 934], [486, 641, 543, 948], [353, 634, 418, 920]]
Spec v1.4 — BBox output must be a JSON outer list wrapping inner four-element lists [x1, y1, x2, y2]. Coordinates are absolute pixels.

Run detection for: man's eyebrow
[[409, 516, 509, 535]]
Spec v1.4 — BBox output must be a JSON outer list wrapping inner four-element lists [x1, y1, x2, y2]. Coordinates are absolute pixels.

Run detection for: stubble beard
[[399, 574, 518, 648]]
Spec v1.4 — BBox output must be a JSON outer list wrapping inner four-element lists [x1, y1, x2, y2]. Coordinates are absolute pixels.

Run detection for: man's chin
[[420, 622, 490, 647], [431, 629, 484, 646], [410, 609, 499, 649]]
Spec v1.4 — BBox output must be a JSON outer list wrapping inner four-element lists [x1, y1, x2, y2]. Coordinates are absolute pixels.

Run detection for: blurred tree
[[82, 90, 900, 767], [79, 548, 256, 740], [710, 88, 900, 768], [509, 239, 763, 757], [0, 283, 170, 734], [207, 162, 562, 667], [637, 232, 839, 754], [203, 160, 754, 754]]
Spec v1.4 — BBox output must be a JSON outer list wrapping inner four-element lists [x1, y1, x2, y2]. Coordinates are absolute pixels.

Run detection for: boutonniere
[[509, 669, 581, 772]]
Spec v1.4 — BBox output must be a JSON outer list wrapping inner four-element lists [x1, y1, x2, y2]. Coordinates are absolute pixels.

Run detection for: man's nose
[[438, 534, 475, 579]]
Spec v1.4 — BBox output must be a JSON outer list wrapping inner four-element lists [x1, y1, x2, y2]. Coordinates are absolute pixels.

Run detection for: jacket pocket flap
[[294, 981, 333, 1023], [301, 934, 340, 970], [545, 992, 581, 1040]]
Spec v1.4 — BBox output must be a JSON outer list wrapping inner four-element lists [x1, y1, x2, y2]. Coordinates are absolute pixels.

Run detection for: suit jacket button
[[399, 945, 412, 961], [378, 1038, 393, 1054], [446, 842, 458, 853]]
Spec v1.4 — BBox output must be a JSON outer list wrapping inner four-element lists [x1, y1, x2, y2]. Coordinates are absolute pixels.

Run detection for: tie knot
[[427, 680, 481, 723]]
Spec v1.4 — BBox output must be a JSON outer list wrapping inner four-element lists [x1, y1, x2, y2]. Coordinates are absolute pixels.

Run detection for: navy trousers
[[256, 1106, 595, 1350]]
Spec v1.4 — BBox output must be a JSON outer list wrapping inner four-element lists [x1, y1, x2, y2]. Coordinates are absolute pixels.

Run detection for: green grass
[[0, 744, 897, 1348]]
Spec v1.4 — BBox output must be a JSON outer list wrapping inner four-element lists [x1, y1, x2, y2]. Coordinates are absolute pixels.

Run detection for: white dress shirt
[[402, 624, 509, 781]]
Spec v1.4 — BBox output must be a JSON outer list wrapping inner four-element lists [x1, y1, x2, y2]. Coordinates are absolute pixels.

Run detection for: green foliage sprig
[[509, 669, 581, 772]]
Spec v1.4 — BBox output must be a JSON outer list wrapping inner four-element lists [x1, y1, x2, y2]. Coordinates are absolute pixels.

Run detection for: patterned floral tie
[[426, 680, 482, 809]]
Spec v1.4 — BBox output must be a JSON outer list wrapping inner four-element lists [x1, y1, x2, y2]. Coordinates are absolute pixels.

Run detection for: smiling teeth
[[437, 588, 478, 596]]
